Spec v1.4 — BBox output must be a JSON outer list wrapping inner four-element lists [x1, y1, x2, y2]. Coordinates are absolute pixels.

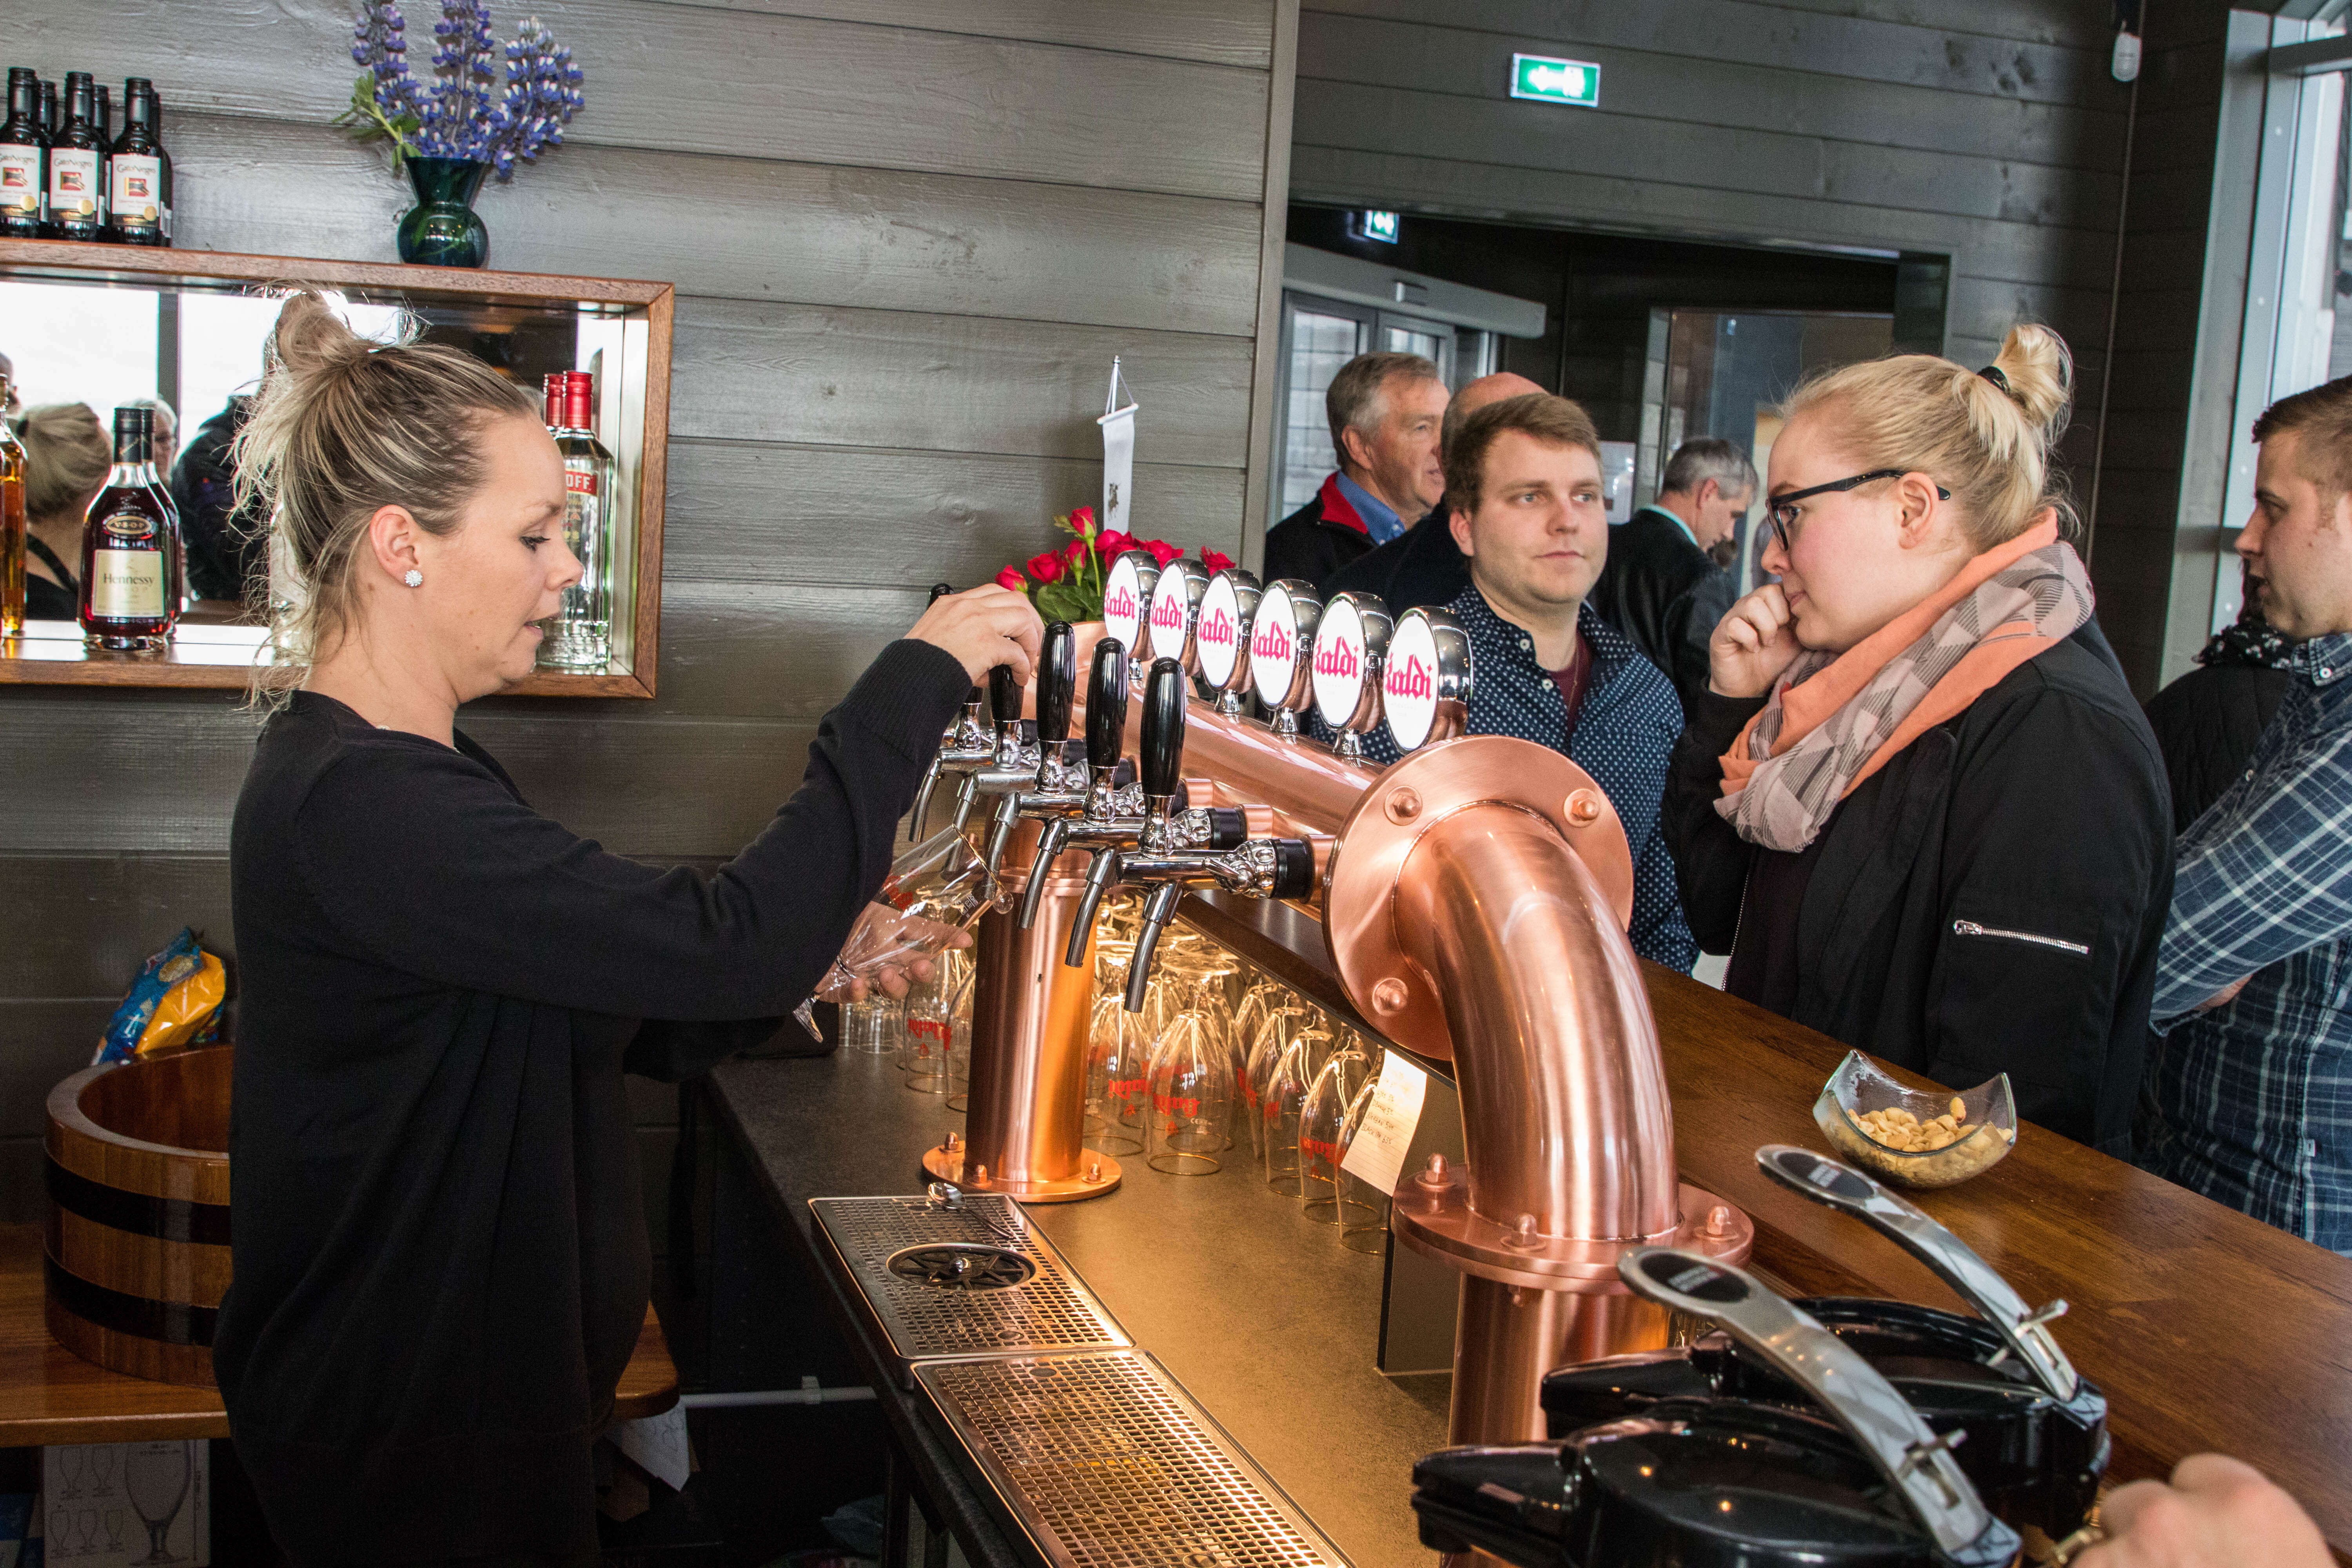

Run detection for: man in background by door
[[1263, 351, 1446, 586], [1317, 370, 1544, 612], [1587, 436, 1755, 710]]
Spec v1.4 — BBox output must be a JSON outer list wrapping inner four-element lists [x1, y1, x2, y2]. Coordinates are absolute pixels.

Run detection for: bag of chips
[[93, 927, 228, 1066]]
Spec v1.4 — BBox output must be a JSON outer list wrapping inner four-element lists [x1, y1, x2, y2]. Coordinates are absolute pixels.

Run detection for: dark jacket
[[219, 642, 967, 1563], [1587, 506, 1739, 709], [171, 396, 266, 604], [1316, 505, 1470, 612], [1264, 472, 1376, 585], [2142, 617, 2296, 835], [1664, 622, 2173, 1154]]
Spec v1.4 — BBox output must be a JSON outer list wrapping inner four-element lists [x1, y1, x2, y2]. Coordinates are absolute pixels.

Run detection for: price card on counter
[[1341, 1050, 1431, 1196]]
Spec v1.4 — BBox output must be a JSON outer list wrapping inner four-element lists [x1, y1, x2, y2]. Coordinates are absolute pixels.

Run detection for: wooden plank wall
[[0, 0, 1294, 1227], [1286, 0, 2161, 683]]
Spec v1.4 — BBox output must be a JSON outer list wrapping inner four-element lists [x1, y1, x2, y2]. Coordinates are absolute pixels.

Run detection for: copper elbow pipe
[[1392, 806, 1679, 1243]]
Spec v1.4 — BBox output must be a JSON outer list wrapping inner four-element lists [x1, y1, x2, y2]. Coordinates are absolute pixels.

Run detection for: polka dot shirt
[[1359, 589, 1697, 972]]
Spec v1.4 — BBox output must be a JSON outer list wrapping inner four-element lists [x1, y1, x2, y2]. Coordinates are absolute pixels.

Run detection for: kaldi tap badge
[[1147, 579, 1189, 659], [1311, 600, 1369, 726], [1383, 613, 1441, 750], [1196, 577, 1241, 687], [1103, 556, 1146, 653], [1250, 587, 1301, 707]]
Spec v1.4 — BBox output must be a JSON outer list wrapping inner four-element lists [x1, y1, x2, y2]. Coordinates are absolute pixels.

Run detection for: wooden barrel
[[43, 1048, 232, 1387]]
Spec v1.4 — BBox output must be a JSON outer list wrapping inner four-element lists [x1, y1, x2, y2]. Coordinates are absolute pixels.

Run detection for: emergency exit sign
[[1511, 53, 1601, 108]]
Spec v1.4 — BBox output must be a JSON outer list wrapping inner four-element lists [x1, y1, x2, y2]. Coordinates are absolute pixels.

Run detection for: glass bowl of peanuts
[[1811, 1051, 2017, 1189]]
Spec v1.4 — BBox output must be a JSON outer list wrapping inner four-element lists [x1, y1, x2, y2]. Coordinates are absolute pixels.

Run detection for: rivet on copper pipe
[[1384, 786, 1422, 824], [944, 1133, 962, 1154], [973, 1163, 989, 1185], [1087, 1160, 1103, 1183], [1505, 1212, 1543, 1250], [1417, 1152, 1450, 1188], [1565, 789, 1602, 826], [1371, 976, 1410, 1014], [1703, 1204, 1735, 1240]]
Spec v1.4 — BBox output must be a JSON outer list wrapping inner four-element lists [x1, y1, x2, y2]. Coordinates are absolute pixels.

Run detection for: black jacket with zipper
[[1664, 622, 2173, 1155]]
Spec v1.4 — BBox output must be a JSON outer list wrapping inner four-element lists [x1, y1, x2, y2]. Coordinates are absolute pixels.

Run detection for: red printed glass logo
[[1384, 612, 1442, 750], [1250, 590, 1301, 706], [1147, 581, 1189, 658], [1312, 602, 1368, 726]]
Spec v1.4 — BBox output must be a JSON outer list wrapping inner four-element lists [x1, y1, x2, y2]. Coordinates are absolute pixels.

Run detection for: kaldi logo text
[[1105, 586, 1137, 622], [1314, 638, 1360, 679], [1252, 622, 1293, 663], [1198, 607, 1236, 648], [1385, 653, 1433, 701], [1151, 593, 1183, 630]]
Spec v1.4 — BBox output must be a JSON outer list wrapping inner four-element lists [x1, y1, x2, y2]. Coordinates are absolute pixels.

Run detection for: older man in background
[[1316, 370, 1544, 611], [1263, 351, 1447, 586], [1587, 436, 1755, 708]]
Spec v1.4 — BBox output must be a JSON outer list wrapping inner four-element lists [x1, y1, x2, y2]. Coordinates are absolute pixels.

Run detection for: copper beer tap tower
[[913, 554, 1750, 1450]]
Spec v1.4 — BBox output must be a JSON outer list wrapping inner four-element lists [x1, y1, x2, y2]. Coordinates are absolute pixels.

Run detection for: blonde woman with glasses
[[1663, 324, 2171, 1156]]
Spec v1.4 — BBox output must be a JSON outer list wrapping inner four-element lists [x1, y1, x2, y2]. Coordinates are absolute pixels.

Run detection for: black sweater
[[218, 641, 968, 1564], [1664, 623, 2173, 1154]]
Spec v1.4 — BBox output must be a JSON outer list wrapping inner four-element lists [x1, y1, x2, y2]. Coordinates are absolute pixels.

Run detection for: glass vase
[[396, 156, 489, 268]]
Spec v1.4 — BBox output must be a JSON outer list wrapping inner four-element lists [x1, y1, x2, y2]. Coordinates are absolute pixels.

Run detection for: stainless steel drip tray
[[810, 1194, 1130, 1385], [915, 1350, 1353, 1568]]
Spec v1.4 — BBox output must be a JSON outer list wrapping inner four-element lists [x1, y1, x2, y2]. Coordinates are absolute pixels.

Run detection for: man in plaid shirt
[[2142, 376, 2352, 1252]]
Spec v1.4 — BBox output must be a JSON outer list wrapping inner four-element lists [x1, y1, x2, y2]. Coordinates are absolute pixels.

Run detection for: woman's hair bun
[[264, 290, 381, 383], [1988, 322, 2073, 446]]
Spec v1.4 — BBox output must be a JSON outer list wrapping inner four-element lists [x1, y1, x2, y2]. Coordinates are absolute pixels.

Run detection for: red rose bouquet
[[993, 506, 1238, 623]]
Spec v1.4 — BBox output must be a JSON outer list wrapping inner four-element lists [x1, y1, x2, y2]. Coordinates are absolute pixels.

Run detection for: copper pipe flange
[[920, 1144, 1123, 1203], [1391, 1166, 1752, 1290], [1322, 736, 1636, 1062]]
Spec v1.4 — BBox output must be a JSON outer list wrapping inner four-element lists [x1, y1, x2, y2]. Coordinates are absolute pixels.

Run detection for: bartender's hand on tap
[[1708, 581, 1804, 699], [2072, 1454, 2328, 1568], [910, 585, 1045, 686]]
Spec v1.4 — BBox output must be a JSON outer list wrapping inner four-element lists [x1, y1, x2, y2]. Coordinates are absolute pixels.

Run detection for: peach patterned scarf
[[1717, 516, 2093, 853]]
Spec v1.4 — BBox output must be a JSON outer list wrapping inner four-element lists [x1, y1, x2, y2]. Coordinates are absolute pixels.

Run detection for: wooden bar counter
[[1177, 891, 2352, 1555]]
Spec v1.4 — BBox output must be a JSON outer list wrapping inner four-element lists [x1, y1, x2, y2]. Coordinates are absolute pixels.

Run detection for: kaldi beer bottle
[[80, 407, 179, 649], [540, 371, 617, 670], [0, 69, 46, 241]]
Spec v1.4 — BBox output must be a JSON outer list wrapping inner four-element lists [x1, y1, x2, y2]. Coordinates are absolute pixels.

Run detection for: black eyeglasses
[[1766, 470, 1952, 554]]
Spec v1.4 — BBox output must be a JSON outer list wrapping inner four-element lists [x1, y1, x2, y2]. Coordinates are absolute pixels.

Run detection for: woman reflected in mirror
[[13, 401, 109, 622]]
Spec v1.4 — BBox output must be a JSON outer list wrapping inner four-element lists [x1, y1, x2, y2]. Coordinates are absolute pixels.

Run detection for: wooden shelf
[[0, 237, 673, 699]]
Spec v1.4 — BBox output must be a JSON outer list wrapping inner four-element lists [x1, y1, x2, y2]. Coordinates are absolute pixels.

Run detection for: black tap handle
[[988, 662, 1023, 730], [1140, 657, 1186, 801], [928, 582, 954, 606], [1036, 622, 1075, 745], [1086, 638, 1129, 770], [1270, 839, 1317, 901]]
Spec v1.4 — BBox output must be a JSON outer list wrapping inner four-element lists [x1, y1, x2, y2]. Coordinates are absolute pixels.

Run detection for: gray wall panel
[[170, 115, 1266, 336], [21, 0, 1273, 199]]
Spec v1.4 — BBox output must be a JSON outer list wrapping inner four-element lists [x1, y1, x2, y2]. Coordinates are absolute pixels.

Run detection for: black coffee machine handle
[[1755, 1145, 2080, 1401], [1619, 1248, 2001, 1562]]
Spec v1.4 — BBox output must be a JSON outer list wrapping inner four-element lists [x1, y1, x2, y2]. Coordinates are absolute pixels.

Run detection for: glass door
[[1275, 292, 1374, 517]]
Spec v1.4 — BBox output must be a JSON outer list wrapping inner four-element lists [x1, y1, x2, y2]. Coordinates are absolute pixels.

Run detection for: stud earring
[[403, 569, 423, 588]]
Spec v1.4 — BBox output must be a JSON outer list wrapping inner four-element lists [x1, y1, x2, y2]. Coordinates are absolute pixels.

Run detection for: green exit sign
[[1511, 53, 1600, 108]]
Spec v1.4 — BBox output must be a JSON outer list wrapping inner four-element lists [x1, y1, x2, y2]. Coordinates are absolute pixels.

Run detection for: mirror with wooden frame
[[0, 240, 673, 696]]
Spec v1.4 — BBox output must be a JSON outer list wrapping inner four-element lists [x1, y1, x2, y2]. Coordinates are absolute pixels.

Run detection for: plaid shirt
[[1359, 590, 1697, 972], [2143, 630, 2352, 1250]]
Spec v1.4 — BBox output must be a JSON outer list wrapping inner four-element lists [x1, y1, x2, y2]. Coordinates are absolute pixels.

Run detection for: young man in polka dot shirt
[[1358, 392, 1697, 971]]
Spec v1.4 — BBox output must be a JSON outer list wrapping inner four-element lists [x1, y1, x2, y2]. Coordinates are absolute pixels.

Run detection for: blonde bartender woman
[[217, 291, 1040, 1565]]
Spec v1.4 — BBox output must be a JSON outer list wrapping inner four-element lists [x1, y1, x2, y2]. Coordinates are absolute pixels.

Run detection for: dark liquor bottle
[[40, 79, 55, 139], [91, 83, 111, 236], [540, 371, 616, 669], [45, 73, 102, 241], [0, 370, 25, 638], [109, 81, 170, 246], [0, 69, 44, 239], [79, 407, 179, 648]]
